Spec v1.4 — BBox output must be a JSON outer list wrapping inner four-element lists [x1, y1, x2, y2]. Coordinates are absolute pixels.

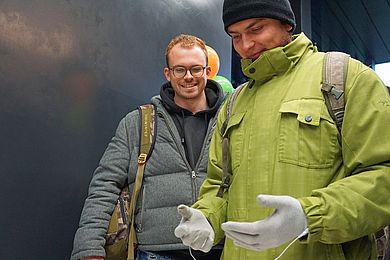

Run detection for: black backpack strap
[[321, 51, 350, 133], [217, 83, 246, 198]]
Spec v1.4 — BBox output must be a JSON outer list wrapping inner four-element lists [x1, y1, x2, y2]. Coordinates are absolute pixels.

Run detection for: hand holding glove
[[174, 204, 215, 252], [221, 195, 308, 251]]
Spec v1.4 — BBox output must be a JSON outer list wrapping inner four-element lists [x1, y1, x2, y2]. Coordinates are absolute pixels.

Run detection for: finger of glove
[[189, 233, 213, 252], [257, 195, 307, 231], [177, 204, 193, 220], [174, 224, 189, 239], [232, 238, 264, 251], [222, 221, 260, 235], [223, 228, 263, 246], [257, 194, 291, 209], [225, 229, 279, 251], [180, 233, 194, 247], [199, 237, 213, 253]]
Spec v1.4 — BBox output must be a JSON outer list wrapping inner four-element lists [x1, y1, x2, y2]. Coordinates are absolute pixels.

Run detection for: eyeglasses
[[169, 65, 206, 78]]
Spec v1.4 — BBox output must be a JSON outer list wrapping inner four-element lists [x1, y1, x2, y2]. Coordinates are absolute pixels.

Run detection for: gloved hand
[[174, 204, 215, 252], [221, 194, 308, 251]]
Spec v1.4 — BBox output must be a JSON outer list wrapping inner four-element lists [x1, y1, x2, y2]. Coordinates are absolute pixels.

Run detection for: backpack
[[216, 52, 389, 259], [104, 104, 156, 260]]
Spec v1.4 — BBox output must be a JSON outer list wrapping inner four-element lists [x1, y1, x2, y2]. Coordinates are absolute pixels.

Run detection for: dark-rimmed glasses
[[169, 65, 206, 78]]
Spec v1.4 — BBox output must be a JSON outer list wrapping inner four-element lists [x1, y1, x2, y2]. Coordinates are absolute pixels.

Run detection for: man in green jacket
[[174, 0, 390, 259]]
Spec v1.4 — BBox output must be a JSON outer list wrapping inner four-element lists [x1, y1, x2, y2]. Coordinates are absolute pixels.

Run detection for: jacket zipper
[[157, 110, 198, 202], [157, 109, 217, 203], [192, 116, 217, 201]]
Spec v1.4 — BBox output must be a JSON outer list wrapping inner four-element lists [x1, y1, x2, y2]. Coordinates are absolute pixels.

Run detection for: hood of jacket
[[159, 79, 224, 117], [156, 79, 224, 169], [240, 33, 317, 85]]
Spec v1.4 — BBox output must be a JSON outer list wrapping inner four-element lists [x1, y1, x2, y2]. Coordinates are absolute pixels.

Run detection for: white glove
[[174, 204, 215, 252], [221, 195, 308, 251]]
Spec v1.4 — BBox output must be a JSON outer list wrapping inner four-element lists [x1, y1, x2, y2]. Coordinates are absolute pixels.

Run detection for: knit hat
[[222, 0, 296, 32]]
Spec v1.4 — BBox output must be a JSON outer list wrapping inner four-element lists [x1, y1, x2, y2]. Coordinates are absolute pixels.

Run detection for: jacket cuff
[[298, 196, 323, 243], [71, 250, 105, 260]]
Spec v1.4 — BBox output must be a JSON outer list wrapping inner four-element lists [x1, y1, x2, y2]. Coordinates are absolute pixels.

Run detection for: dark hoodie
[[160, 79, 224, 169]]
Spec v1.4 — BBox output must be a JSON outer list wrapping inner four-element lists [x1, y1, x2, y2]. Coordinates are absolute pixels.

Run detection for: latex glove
[[174, 204, 214, 252], [221, 195, 307, 251]]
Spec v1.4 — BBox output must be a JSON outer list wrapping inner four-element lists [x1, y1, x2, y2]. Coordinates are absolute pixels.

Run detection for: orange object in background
[[206, 45, 220, 79]]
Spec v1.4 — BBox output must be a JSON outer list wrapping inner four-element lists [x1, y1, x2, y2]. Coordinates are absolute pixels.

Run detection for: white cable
[[189, 247, 197, 260], [274, 228, 308, 260]]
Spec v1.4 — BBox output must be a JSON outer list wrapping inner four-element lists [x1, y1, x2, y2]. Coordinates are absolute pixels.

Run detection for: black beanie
[[222, 0, 296, 32]]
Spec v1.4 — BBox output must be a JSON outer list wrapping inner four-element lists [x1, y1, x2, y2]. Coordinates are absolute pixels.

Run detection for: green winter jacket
[[193, 33, 390, 260]]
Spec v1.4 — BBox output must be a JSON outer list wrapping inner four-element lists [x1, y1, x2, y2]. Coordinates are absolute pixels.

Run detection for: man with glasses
[[71, 34, 224, 260]]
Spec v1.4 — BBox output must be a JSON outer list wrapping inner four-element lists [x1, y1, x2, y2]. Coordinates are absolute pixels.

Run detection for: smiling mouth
[[182, 84, 196, 88], [249, 51, 263, 60]]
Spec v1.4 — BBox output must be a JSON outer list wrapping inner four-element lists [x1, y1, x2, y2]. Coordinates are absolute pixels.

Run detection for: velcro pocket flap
[[279, 99, 330, 126]]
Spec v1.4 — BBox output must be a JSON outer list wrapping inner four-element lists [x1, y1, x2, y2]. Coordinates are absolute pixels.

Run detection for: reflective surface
[[0, 1, 230, 259]]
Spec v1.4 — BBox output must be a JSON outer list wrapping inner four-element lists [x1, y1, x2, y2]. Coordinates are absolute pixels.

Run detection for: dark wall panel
[[311, 0, 390, 65], [0, 1, 230, 259], [311, 0, 370, 63]]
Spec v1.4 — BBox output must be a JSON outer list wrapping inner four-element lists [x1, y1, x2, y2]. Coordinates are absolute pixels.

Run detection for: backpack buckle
[[322, 83, 344, 100], [330, 86, 344, 99], [138, 153, 147, 165]]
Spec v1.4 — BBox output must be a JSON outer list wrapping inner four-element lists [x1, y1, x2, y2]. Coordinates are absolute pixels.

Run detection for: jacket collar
[[241, 33, 316, 84]]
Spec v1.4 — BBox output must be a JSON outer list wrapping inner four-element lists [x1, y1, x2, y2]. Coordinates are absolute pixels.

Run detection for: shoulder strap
[[127, 104, 156, 260], [321, 51, 350, 133], [220, 82, 247, 135], [217, 82, 247, 198], [138, 104, 157, 161]]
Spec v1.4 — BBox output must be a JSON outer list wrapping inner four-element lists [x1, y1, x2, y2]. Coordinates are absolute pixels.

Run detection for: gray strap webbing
[[220, 82, 247, 135], [321, 51, 350, 132], [217, 82, 247, 198]]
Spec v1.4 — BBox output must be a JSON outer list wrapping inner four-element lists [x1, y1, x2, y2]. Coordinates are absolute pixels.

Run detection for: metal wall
[[0, 1, 231, 259], [311, 0, 390, 65]]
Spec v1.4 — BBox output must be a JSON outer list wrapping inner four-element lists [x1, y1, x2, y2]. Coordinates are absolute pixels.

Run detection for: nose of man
[[183, 70, 194, 80], [240, 36, 256, 58]]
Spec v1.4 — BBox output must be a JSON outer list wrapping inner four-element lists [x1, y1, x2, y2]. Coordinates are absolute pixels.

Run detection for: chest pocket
[[222, 111, 246, 172], [278, 99, 339, 168]]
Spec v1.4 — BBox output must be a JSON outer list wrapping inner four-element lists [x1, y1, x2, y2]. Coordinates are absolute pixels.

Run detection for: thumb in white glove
[[221, 195, 307, 251], [174, 204, 215, 252]]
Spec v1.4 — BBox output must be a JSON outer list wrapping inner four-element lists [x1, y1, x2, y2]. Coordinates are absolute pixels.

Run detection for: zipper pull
[[191, 170, 196, 179]]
